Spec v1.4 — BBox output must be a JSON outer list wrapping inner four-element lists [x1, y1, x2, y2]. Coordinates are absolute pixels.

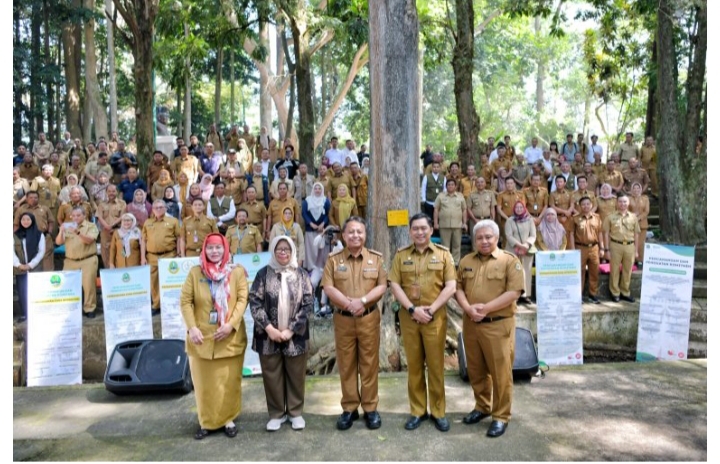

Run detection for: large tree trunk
[[534, 17, 545, 115], [62, 0, 83, 138], [289, 9, 315, 167], [367, 0, 421, 371], [229, 49, 235, 124], [682, 2, 706, 157], [45, 0, 55, 140], [185, 21, 193, 139], [644, 39, 657, 137], [452, 0, 480, 170], [105, 0, 118, 135], [656, 0, 706, 244], [85, 0, 108, 141], [259, 21, 273, 132], [281, 26, 296, 146], [31, 1, 43, 138], [214, 45, 222, 127], [13, 4, 23, 146]]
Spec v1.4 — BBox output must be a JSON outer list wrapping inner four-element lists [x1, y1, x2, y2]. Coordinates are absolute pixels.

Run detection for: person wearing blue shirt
[[117, 167, 148, 204]]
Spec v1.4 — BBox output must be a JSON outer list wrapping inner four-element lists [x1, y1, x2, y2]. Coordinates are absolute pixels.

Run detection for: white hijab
[[268, 236, 298, 331], [306, 182, 327, 222]]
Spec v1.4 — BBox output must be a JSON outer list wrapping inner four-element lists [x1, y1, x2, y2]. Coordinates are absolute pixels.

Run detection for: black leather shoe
[[224, 425, 238, 438], [194, 428, 210, 440], [486, 420, 507, 437], [620, 295, 636, 303], [404, 413, 429, 430], [336, 410, 359, 430], [462, 409, 491, 424], [151, 308, 161, 317], [85, 311, 96, 319], [431, 415, 450, 432], [588, 295, 600, 304], [364, 411, 382, 429], [611, 295, 620, 303]]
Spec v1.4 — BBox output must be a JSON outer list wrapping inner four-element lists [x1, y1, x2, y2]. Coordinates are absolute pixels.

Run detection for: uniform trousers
[[63, 255, 98, 313], [42, 235, 55, 271], [578, 244, 600, 296], [609, 241, 634, 297], [100, 229, 113, 268], [399, 307, 447, 417], [259, 352, 308, 419], [333, 308, 381, 412], [518, 254, 534, 298], [462, 314, 515, 423], [147, 250, 177, 309], [637, 228, 647, 263], [559, 216, 574, 248], [439, 228, 462, 266]]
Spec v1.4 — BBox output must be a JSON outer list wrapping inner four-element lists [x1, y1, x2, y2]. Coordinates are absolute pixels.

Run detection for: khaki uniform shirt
[[146, 161, 173, 187], [570, 161, 584, 175], [435, 192, 467, 228], [64, 220, 99, 260], [32, 140, 54, 165], [459, 176, 478, 201], [497, 190, 525, 218], [172, 155, 201, 184], [601, 170, 624, 191], [570, 213, 603, 245], [225, 177, 247, 208], [57, 201, 93, 225], [512, 165, 532, 187], [571, 189, 598, 210], [351, 174, 369, 207], [596, 197, 617, 223], [388, 243, 457, 306], [268, 197, 301, 228], [322, 247, 387, 301], [206, 132, 223, 151], [239, 200, 267, 227], [457, 248, 525, 318], [83, 161, 113, 192], [618, 142, 640, 164], [490, 157, 513, 176], [317, 177, 331, 198], [602, 211, 641, 242], [591, 163, 607, 179], [19, 163, 40, 181], [226, 224, 263, 254], [182, 215, 219, 253], [468, 190, 496, 219], [30, 176, 62, 209], [549, 189, 573, 218], [640, 146, 656, 170], [14, 204, 54, 233], [523, 187, 548, 217], [240, 133, 256, 153], [248, 174, 267, 202], [270, 178, 295, 199], [327, 172, 353, 199], [293, 174, 315, 202], [96, 198, 127, 231], [142, 215, 181, 254], [621, 168, 650, 193]]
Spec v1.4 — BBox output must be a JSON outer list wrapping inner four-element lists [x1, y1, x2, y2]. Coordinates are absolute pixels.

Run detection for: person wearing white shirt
[[524, 137, 543, 165], [551, 161, 579, 193], [589, 134, 603, 163], [206, 183, 236, 233], [342, 139, 359, 165], [324, 137, 344, 167], [13, 212, 46, 323], [260, 148, 274, 178]]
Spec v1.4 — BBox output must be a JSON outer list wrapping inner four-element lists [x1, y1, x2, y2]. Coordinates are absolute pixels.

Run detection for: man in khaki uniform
[[293, 163, 315, 203], [316, 165, 331, 200], [569, 197, 605, 304], [56, 207, 100, 318], [247, 162, 270, 206], [490, 144, 513, 178], [239, 186, 268, 236], [142, 200, 184, 314], [523, 173, 548, 227], [621, 158, 650, 194], [455, 220, 524, 438], [467, 177, 496, 231], [225, 209, 263, 254], [31, 165, 62, 219], [14, 190, 56, 271], [433, 178, 467, 265], [511, 154, 532, 187], [205, 124, 223, 152], [571, 176, 598, 213], [95, 185, 126, 268], [591, 151, 606, 179], [322, 217, 387, 431], [32, 132, 54, 166], [389, 213, 456, 432], [83, 152, 113, 194], [602, 194, 640, 303], [640, 136, 658, 196], [146, 150, 173, 187], [13, 167, 30, 210], [601, 159, 624, 195], [617, 132, 640, 169], [223, 167, 247, 210], [19, 153, 40, 181], [459, 164, 478, 201], [268, 183, 301, 229], [182, 198, 219, 257], [549, 175, 574, 247], [57, 187, 92, 225], [269, 166, 295, 200], [240, 124, 256, 154], [349, 162, 368, 219], [172, 146, 202, 184], [496, 177, 525, 245], [582, 162, 600, 194], [327, 162, 352, 200]]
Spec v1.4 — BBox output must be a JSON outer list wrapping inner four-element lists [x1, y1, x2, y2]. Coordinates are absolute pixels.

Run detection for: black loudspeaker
[[457, 327, 540, 382], [104, 339, 193, 395]]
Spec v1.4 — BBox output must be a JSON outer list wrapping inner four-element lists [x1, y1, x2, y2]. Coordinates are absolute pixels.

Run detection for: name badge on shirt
[[337, 265, 348, 272], [209, 310, 218, 325]]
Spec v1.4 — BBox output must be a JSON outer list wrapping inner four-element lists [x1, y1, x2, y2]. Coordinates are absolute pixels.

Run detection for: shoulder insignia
[[329, 249, 344, 257], [397, 244, 412, 252], [368, 248, 383, 257], [433, 243, 450, 251], [515, 262, 522, 271]]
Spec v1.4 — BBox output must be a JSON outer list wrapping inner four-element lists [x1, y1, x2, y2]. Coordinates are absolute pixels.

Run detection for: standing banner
[[159, 257, 199, 340], [636, 244, 695, 362], [100, 266, 153, 362], [535, 251, 584, 366], [232, 252, 270, 376], [26, 271, 83, 387]]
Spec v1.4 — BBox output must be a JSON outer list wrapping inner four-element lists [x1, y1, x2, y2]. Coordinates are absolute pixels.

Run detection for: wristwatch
[[408, 306, 415, 314], [361, 296, 368, 305]]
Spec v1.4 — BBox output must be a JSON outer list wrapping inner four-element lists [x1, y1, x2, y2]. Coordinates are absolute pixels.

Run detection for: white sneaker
[[290, 415, 305, 430], [266, 415, 287, 431]]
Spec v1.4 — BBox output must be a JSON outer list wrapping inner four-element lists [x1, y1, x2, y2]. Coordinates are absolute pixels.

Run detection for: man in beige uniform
[[32, 132, 54, 166], [267, 183, 301, 229], [455, 220, 524, 438], [603, 194, 640, 303], [183, 198, 219, 257], [523, 173, 548, 227], [640, 136, 658, 196], [467, 177, 496, 231], [95, 185, 126, 268], [57, 187, 93, 225], [142, 199, 184, 315], [14, 190, 56, 271], [389, 213, 456, 432], [621, 158, 650, 194], [617, 132, 640, 170], [569, 197, 605, 304], [601, 159, 624, 195], [225, 209, 263, 254], [239, 186, 268, 237], [56, 207, 100, 318], [31, 164, 62, 220], [327, 162, 352, 200], [433, 178, 467, 265], [322, 217, 387, 431], [172, 146, 202, 184]]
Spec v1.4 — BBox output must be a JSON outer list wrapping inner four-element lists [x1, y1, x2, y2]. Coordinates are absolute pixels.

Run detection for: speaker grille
[[136, 341, 185, 383]]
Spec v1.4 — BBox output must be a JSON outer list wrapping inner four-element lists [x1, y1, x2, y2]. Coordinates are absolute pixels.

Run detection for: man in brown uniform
[[248, 162, 270, 206], [523, 173, 548, 227], [32, 132, 54, 166], [456, 220, 524, 438], [571, 176, 598, 213], [31, 164, 62, 220], [316, 165, 331, 199], [496, 177, 525, 245], [14, 191, 56, 271], [56, 207, 100, 318], [389, 213, 456, 432], [83, 152, 113, 194], [617, 132, 640, 169], [19, 153, 40, 181], [569, 197, 605, 304], [433, 178, 467, 265], [172, 146, 202, 184], [322, 217, 387, 431], [602, 194, 640, 303], [223, 167, 247, 210], [146, 150, 173, 187], [459, 164, 478, 201], [549, 175, 574, 247], [182, 198, 219, 257], [349, 162, 368, 219], [239, 186, 268, 238], [640, 136, 658, 196], [240, 123, 256, 154], [601, 159, 624, 195], [268, 183, 301, 229], [225, 209, 263, 254], [142, 199, 184, 315], [57, 187, 92, 225], [621, 158, 650, 194], [95, 185, 126, 268], [582, 162, 600, 194], [490, 144, 513, 178], [467, 177, 496, 231], [327, 162, 352, 200], [205, 124, 223, 152]]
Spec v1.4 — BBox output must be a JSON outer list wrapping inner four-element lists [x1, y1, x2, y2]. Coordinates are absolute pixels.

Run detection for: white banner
[[26, 271, 83, 387], [636, 244, 695, 362], [159, 257, 199, 340], [100, 266, 153, 362], [243, 309, 262, 376], [535, 251, 584, 366], [233, 252, 271, 283]]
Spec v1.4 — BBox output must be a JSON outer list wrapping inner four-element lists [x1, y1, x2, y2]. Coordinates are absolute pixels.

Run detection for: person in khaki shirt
[[225, 209, 263, 254], [239, 186, 269, 235], [467, 177, 496, 231], [109, 213, 144, 268], [582, 162, 600, 194], [621, 158, 650, 194], [247, 162, 270, 206], [459, 164, 478, 201], [95, 184, 127, 267], [628, 182, 650, 265], [19, 153, 40, 181], [549, 176, 574, 246], [55, 207, 100, 317], [601, 159, 624, 195], [83, 152, 113, 194], [142, 199, 184, 313], [569, 197, 605, 303], [523, 173, 548, 226], [172, 146, 202, 184], [602, 194, 640, 302], [147, 150, 173, 189], [591, 151, 606, 178], [571, 176, 598, 213], [31, 165, 62, 217], [433, 179, 467, 265], [455, 220, 525, 438], [268, 183, 301, 230], [570, 153, 585, 176], [495, 177, 525, 245], [389, 213, 456, 433], [349, 162, 369, 218], [640, 136, 658, 196], [14, 190, 56, 271], [223, 167, 247, 209], [182, 198, 220, 257], [321, 217, 387, 431], [490, 146, 513, 178], [57, 187, 92, 225], [511, 154, 532, 187], [316, 164, 331, 198], [205, 124, 223, 152], [32, 132, 54, 166], [327, 162, 353, 200], [617, 132, 640, 169], [269, 166, 295, 200]]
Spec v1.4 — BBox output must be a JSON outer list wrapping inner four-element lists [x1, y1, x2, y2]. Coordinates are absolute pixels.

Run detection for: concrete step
[[689, 321, 706, 343], [690, 299, 706, 323], [688, 340, 707, 358], [695, 246, 707, 264], [693, 280, 706, 299], [694, 262, 706, 280], [648, 214, 660, 225]]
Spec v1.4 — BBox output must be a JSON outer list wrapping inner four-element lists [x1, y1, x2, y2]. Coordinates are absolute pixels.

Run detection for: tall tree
[[85, 0, 109, 141], [105, 0, 118, 135], [62, 0, 83, 138]]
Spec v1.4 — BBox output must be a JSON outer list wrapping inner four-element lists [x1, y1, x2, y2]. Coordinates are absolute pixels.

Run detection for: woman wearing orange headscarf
[[180, 233, 248, 440]]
